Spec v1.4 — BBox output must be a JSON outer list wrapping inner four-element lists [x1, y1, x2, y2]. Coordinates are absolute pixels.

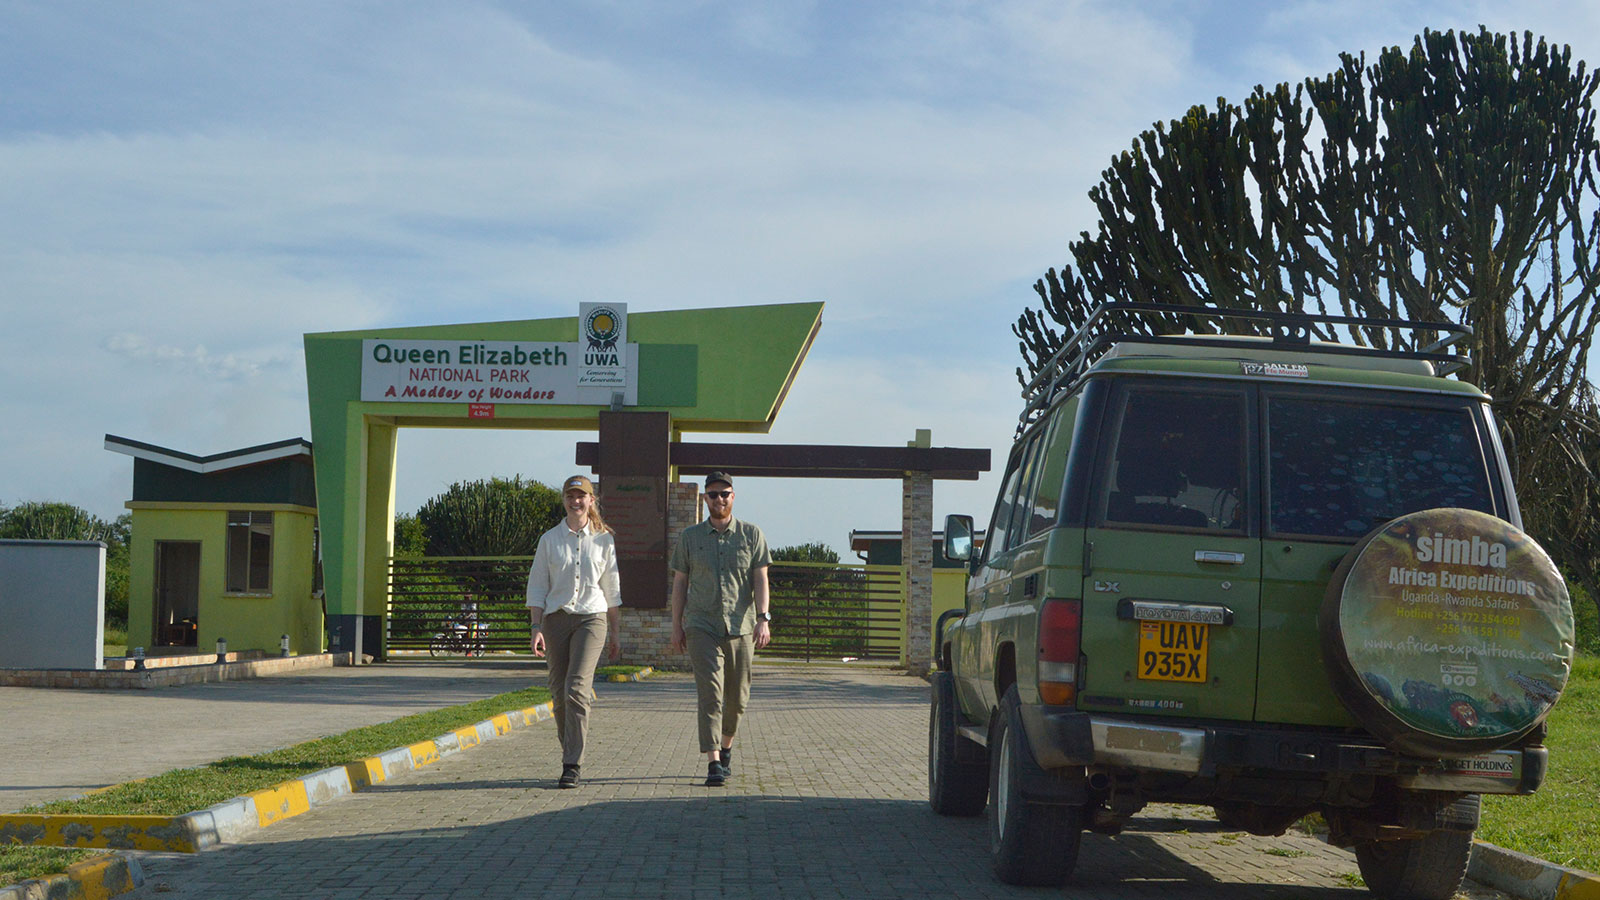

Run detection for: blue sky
[[4, 1, 1597, 556]]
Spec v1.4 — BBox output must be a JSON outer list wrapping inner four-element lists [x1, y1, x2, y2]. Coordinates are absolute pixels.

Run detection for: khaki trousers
[[686, 628, 754, 754], [543, 610, 608, 766]]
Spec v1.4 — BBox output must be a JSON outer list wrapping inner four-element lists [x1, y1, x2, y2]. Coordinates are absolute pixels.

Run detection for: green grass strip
[[1479, 654, 1600, 874], [0, 846, 104, 887], [24, 682, 551, 817], [3, 668, 651, 886]]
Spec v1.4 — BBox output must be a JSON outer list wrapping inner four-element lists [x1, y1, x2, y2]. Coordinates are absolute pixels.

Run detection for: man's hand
[[670, 622, 687, 654], [531, 630, 546, 657], [607, 632, 622, 661], [754, 619, 772, 649]]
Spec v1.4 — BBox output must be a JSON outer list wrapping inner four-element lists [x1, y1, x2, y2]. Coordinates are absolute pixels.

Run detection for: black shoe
[[720, 747, 733, 776], [705, 761, 726, 787], [558, 765, 580, 788]]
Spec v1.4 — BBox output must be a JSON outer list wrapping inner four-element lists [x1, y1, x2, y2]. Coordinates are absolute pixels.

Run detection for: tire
[[988, 686, 1082, 886], [429, 634, 450, 657], [1353, 828, 1473, 900], [1320, 508, 1573, 757], [928, 672, 987, 816]]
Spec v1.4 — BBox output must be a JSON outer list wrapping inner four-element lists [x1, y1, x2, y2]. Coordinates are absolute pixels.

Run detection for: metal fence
[[386, 556, 533, 655], [764, 561, 907, 662]]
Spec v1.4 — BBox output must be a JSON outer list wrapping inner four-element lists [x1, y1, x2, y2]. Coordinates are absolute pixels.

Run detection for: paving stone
[[119, 667, 1514, 899]]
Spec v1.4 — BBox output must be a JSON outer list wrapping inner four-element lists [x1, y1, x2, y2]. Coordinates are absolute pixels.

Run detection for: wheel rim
[[996, 728, 1012, 836]]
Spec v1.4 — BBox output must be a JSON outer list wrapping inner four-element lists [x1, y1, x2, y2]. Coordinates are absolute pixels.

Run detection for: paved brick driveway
[[122, 668, 1510, 899]]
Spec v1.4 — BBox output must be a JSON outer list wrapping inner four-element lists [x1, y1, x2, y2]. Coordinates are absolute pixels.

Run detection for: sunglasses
[[705, 490, 733, 499]]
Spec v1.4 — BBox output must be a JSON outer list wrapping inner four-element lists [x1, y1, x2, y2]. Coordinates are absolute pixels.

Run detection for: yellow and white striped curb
[[0, 851, 144, 900], [0, 701, 554, 855], [607, 666, 654, 683], [1470, 840, 1600, 900]]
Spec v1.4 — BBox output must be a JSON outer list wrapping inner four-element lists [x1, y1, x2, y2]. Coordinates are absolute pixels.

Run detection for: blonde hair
[[563, 475, 612, 534]]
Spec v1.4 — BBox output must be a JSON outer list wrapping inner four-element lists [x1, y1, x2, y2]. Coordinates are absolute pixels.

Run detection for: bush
[[413, 477, 562, 557], [1572, 583, 1599, 658]]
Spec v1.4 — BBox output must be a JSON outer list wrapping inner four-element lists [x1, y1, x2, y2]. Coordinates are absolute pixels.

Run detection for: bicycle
[[429, 611, 487, 657]]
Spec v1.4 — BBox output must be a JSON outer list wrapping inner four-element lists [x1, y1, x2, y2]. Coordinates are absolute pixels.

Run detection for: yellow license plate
[[1137, 621, 1209, 683]]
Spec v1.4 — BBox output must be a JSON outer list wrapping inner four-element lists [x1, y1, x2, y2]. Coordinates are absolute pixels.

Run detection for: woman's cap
[[563, 475, 596, 495]]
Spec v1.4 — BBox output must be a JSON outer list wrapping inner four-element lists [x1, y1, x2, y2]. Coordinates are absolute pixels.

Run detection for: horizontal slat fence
[[387, 556, 533, 654], [764, 561, 906, 662]]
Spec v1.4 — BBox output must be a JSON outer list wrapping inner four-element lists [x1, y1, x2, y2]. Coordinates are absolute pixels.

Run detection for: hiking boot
[[558, 764, 580, 788], [705, 761, 726, 787], [719, 746, 733, 776]]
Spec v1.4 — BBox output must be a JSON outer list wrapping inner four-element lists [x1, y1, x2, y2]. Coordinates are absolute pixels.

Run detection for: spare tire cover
[[1321, 508, 1574, 757]]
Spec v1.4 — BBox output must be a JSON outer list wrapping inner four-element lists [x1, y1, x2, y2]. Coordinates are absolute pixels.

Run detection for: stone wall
[[618, 481, 700, 668]]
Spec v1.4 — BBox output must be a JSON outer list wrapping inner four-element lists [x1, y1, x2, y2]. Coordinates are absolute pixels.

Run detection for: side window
[[226, 510, 273, 593], [1026, 396, 1077, 537], [1266, 396, 1494, 539], [1001, 434, 1044, 552], [983, 437, 1035, 560], [1098, 387, 1247, 533]]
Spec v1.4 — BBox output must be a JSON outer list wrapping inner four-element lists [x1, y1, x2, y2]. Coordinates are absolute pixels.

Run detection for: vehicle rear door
[[1078, 380, 1261, 722]]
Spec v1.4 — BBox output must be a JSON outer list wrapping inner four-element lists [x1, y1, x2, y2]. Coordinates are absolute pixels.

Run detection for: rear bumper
[[1019, 704, 1546, 795]]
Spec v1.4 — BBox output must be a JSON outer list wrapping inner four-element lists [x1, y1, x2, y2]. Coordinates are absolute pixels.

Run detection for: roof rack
[[1016, 302, 1473, 434]]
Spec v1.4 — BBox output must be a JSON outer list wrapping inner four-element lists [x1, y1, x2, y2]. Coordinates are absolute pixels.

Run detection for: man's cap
[[563, 475, 596, 495], [704, 471, 734, 490]]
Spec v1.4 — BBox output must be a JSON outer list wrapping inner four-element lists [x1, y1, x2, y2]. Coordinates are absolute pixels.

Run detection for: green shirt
[[671, 517, 772, 637]]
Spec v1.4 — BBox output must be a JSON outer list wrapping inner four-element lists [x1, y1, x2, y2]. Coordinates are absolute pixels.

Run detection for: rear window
[[1099, 388, 1247, 533], [1267, 397, 1494, 539]]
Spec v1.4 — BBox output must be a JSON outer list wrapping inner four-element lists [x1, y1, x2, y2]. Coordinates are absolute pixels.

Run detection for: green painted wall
[[126, 504, 322, 655]]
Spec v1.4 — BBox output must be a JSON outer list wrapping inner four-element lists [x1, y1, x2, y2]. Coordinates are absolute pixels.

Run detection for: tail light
[[1038, 598, 1082, 706]]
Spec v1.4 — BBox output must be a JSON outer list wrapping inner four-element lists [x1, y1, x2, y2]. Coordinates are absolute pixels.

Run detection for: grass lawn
[[1479, 654, 1600, 874]]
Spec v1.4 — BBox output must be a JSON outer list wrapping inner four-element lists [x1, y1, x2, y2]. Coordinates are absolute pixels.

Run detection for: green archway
[[303, 301, 823, 657]]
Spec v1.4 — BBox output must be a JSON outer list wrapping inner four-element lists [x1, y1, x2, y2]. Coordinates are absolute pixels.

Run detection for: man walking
[[670, 471, 772, 787]]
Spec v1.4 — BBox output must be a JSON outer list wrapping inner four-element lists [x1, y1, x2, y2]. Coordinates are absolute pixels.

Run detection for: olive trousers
[[543, 610, 608, 767], [686, 628, 754, 754]]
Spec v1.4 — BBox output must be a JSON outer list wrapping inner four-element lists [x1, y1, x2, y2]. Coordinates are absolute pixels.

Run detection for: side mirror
[[943, 514, 974, 562]]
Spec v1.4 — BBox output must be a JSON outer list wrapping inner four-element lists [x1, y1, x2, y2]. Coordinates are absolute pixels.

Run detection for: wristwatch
[[757, 611, 773, 623]]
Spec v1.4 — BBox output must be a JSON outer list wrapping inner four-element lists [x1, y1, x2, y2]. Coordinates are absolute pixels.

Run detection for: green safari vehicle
[[931, 303, 1576, 899]]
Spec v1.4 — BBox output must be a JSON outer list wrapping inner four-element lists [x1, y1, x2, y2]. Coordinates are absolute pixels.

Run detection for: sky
[[4, 0, 1599, 559]]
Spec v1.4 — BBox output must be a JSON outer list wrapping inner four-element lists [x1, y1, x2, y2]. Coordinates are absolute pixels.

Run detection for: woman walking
[[527, 474, 622, 788]]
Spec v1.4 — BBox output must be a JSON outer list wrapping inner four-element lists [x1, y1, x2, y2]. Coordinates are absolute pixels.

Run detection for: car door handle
[[1195, 550, 1246, 565]]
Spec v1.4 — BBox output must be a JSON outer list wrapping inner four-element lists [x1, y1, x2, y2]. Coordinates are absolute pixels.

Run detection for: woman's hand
[[531, 629, 546, 657]]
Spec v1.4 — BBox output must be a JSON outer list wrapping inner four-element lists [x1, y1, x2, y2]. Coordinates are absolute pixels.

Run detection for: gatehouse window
[[227, 510, 273, 593]]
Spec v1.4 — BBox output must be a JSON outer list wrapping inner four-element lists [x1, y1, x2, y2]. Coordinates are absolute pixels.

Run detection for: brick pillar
[[902, 431, 934, 676], [618, 482, 701, 668]]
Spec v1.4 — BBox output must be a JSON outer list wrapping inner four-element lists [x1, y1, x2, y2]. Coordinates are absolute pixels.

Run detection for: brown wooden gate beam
[[574, 441, 988, 480]]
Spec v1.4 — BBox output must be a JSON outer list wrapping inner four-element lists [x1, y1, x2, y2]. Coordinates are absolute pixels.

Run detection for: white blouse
[[525, 520, 621, 615]]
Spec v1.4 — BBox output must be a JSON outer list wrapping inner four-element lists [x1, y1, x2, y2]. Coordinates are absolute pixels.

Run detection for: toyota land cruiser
[[930, 303, 1576, 900]]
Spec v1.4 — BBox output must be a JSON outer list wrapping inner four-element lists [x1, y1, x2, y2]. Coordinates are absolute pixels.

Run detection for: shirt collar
[[564, 520, 595, 537], [707, 516, 737, 534]]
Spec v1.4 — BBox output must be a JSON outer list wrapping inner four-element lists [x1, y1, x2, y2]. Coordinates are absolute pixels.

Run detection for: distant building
[[849, 529, 984, 663], [105, 435, 322, 655]]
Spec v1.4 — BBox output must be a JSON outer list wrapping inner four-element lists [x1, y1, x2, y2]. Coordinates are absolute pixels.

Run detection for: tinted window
[[984, 440, 1032, 559], [1025, 397, 1075, 537], [1267, 397, 1493, 539], [1101, 389, 1246, 532]]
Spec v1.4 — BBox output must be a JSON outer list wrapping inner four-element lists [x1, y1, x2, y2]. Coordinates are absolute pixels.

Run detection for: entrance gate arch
[[304, 302, 988, 672]]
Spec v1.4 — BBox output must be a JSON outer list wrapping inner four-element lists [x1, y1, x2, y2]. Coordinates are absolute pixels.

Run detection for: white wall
[[0, 540, 106, 670]]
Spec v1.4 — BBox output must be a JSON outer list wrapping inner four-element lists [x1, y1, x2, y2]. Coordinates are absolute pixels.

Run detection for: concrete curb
[[1471, 840, 1600, 900], [0, 699, 556, 898], [0, 851, 145, 900], [606, 666, 654, 683], [0, 652, 353, 690]]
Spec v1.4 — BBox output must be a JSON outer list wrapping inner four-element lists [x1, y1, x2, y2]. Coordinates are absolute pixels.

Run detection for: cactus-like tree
[[1016, 27, 1600, 610]]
